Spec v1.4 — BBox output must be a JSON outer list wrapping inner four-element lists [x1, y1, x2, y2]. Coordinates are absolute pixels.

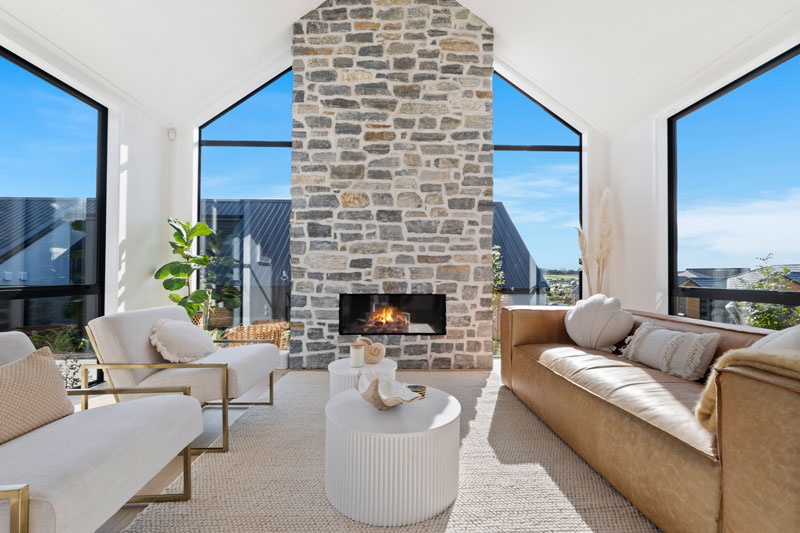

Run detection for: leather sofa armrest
[[500, 306, 572, 390], [717, 366, 800, 532]]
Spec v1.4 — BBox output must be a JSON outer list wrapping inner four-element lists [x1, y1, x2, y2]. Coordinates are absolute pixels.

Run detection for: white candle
[[350, 344, 365, 368]]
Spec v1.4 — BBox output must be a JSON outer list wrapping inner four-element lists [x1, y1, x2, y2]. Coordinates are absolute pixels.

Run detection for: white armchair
[[84, 306, 280, 453]]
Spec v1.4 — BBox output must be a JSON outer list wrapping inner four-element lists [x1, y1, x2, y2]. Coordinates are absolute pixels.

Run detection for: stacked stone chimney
[[290, 0, 494, 369]]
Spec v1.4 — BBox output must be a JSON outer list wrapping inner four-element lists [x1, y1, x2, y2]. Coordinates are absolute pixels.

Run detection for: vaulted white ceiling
[[1, 0, 798, 133]]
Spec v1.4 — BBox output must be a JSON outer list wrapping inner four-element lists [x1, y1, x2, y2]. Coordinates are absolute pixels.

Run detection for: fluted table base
[[325, 389, 460, 526]]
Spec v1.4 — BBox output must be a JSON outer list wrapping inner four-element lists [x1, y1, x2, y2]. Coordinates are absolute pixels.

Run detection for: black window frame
[[667, 43, 800, 316], [197, 67, 293, 323], [0, 46, 107, 314], [493, 72, 584, 297]]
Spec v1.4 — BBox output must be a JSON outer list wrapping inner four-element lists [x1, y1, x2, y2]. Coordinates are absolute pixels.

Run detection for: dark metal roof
[[0, 197, 96, 263], [201, 199, 291, 287], [492, 202, 549, 292]]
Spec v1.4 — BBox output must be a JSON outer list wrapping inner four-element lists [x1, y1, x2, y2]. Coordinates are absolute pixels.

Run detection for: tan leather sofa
[[501, 306, 800, 533]]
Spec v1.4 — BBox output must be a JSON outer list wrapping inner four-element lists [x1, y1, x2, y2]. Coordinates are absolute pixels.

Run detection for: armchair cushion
[[0, 394, 202, 533], [150, 318, 215, 363], [0, 347, 74, 444], [136, 342, 280, 403], [88, 306, 190, 386]]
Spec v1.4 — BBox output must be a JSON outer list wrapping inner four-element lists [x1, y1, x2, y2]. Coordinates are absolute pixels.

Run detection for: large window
[[492, 73, 582, 305], [668, 44, 800, 330], [198, 68, 292, 332], [0, 45, 107, 373]]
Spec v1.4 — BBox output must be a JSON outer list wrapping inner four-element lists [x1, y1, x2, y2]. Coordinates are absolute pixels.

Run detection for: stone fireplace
[[290, 0, 494, 369], [339, 293, 447, 335]]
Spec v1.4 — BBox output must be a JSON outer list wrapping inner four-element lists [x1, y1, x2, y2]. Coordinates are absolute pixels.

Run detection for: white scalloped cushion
[[751, 324, 800, 350], [621, 322, 720, 381], [150, 318, 215, 363], [564, 294, 634, 351]]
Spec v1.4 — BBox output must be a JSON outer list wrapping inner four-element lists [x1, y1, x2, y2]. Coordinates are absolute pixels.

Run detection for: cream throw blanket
[[696, 347, 800, 432]]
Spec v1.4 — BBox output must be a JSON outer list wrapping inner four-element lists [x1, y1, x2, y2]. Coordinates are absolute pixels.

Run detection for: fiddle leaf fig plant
[[154, 218, 214, 318]]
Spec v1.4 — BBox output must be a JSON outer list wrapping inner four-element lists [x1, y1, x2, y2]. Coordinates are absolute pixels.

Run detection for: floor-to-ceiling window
[[492, 73, 582, 305], [668, 45, 800, 329], [0, 45, 107, 378], [198, 68, 292, 333]]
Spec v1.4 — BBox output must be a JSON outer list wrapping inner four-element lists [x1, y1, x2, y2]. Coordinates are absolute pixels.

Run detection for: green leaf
[[163, 278, 187, 291], [188, 256, 211, 266], [188, 290, 208, 303], [154, 261, 184, 280], [188, 222, 213, 240], [168, 217, 190, 233], [168, 293, 183, 303], [173, 230, 188, 247], [168, 263, 195, 277]]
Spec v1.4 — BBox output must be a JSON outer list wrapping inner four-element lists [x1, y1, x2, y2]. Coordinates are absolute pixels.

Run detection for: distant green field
[[543, 274, 579, 280]]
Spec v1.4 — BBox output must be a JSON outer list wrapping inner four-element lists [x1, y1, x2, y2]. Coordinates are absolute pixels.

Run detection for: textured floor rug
[[125, 370, 657, 532]]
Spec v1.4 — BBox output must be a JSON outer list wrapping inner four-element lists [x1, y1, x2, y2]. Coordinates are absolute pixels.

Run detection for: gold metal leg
[[80, 366, 89, 411], [195, 371, 275, 453], [191, 366, 230, 454], [0, 484, 28, 533], [127, 446, 192, 503]]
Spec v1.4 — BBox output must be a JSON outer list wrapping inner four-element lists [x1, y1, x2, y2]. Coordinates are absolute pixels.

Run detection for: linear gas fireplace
[[339, 294, 447, 336]]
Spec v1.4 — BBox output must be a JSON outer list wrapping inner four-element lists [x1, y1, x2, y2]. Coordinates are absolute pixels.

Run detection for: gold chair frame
[[1, 386, 193, 533], [83, 325, 275, 454]]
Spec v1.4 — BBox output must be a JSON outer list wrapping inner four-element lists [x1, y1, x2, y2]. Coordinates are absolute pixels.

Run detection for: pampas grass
[[576, 187, 613, 296], [576, 227, 594, 296]]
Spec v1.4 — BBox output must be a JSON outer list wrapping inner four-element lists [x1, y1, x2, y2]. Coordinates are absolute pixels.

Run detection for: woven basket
[[191, 308, 234, 329], [224, 324, 283, 347]]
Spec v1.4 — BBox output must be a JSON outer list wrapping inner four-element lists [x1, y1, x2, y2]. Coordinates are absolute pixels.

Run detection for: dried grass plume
[[576, 187, 613, 296]]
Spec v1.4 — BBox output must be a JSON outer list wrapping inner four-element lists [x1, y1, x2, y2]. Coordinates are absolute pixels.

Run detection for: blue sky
[[2, 53, 796, 271], [676, 54, 799, 270], [0, 56, 97, 198]]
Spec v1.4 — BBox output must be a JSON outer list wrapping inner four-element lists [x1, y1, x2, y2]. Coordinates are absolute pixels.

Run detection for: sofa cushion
[[0, 394, 202, 533], [136, 342, 280, 403], [0, 347, 74, 444], [513, 343, 716, 458]]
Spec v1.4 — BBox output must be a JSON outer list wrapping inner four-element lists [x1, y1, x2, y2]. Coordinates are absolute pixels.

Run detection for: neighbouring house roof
[[0, 197, 95, 264], [202, 199, 291, 287], [492, 202, 549, 293], [727, 264, 800, 289]]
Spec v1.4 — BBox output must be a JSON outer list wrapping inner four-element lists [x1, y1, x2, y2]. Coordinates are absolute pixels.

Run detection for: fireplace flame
[[365, 306, 409, 333]]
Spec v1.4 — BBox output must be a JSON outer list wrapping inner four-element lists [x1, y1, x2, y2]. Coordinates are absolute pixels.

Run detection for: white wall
[[0, 16, 173, 314], [606, 26, 800, 313]]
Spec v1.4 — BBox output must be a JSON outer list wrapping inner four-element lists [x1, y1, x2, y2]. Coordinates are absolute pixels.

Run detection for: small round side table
[[327, 357, 397, 399], [325, 387, 461, 526]]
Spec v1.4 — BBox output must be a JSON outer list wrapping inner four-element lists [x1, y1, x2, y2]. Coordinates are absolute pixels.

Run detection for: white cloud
[[678, 188, 800, 268]]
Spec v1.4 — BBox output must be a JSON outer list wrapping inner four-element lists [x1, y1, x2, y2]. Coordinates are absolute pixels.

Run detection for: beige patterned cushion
[[0, 346, 74, 444]]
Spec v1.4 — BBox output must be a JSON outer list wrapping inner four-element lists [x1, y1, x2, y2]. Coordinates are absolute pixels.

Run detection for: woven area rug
[[125, 370, 657, 532]]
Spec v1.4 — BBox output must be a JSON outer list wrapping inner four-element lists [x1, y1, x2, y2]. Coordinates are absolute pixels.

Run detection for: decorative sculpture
[[356, 368, 421, 410], [356, 337, 386, 364]]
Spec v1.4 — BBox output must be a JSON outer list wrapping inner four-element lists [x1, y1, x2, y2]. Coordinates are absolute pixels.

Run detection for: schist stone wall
[[290, 0, 494, 369]]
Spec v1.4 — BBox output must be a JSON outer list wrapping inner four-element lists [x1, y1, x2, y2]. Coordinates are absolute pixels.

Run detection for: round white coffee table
[[325, 387, 461, 526], [327, 357, 397, 399]]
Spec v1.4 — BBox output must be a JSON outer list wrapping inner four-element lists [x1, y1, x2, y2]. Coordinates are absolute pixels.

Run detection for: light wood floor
[[93, 369, 290, 533]]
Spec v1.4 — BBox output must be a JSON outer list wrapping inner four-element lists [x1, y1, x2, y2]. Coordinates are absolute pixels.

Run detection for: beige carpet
[[125, 370, 657, 532]]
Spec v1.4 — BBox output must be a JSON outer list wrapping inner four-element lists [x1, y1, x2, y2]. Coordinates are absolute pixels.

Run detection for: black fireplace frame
[[338, 293, 447, 336]]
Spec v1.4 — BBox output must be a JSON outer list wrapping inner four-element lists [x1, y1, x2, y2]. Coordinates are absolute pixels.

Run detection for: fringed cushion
[[621, 322, 720, 381], [150, 319, 215, 363]]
